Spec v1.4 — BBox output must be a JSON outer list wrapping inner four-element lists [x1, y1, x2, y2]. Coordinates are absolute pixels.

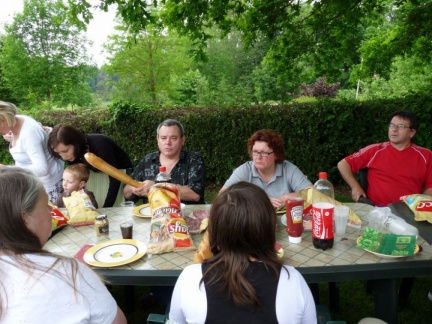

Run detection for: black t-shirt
[[70, 134, 132, 207]]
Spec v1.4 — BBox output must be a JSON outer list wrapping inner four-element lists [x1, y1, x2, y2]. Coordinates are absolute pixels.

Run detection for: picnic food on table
[[185, 209, 210, 233], [401, 194, 432, 223], [84, 152, 142, 188], [63, 190, 99, 226], [194, 231, 212, 263], [300, 187, 362, 228], [147, 183, 195, 254]]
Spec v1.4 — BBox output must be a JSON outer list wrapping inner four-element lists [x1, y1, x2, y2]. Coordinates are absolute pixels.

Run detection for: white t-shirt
[[9, 115, 64, 192], [169, 264, 317, 324], [0, 254, 118, 323]]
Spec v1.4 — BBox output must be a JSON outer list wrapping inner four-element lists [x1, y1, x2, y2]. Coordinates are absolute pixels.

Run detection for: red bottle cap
[[318, 172, 328, 179], [159, 166, 166, 172]]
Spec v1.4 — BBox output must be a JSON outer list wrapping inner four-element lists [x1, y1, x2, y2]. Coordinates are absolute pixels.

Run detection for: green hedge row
[[3, 96, 432, 186]]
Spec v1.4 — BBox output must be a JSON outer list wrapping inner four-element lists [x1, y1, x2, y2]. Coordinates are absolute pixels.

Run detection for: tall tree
[[104, 25, 192, 106], [0, 0, 93, 106]]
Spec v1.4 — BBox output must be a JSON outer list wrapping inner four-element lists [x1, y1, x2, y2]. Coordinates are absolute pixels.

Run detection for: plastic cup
[[121, 201, 135, 221], [334, 205, 349, 236], [120, 221, 133, 239]]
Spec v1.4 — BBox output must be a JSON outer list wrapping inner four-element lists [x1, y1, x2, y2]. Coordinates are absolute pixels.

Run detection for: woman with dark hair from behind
[[48, 124, 132, 207], [0, 167, 126, 323], [169, 181, 316, 323]]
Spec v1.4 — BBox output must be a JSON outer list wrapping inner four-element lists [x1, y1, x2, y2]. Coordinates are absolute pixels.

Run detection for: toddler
[[55, 163, 98, 208]]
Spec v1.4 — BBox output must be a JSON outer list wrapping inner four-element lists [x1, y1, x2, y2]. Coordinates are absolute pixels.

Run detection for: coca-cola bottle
[[155, 166, 171, 183], [312, 172, 335, 250]]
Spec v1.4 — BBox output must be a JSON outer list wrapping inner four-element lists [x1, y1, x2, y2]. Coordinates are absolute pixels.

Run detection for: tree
[[0, 0, 93, 107], [104, 25, 192, 106]]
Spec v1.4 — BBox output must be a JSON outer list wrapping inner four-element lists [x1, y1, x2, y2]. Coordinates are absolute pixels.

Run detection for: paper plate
[[83, 239, 147, 267], [133, 204, 151, 218], [356, 237, 419, 259], [281, 214, 287, 226]]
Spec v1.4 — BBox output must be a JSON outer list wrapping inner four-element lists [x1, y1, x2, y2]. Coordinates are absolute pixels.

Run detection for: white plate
[[133, 204, 151, 218], [280, 214, 287, 226], [83, 239, 147, 267]]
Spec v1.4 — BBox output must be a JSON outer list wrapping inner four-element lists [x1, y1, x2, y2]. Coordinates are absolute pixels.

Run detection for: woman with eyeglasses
[[219, 129, 312, 210]]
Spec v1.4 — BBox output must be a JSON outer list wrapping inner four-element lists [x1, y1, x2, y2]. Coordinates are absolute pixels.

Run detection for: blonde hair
[[64, 163, 90, 183], [0, 101, 18, 127]]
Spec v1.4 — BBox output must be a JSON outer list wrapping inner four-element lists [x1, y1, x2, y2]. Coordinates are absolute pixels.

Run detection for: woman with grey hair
[[0, 101, 64, 203], [0, 167, 126, 323]]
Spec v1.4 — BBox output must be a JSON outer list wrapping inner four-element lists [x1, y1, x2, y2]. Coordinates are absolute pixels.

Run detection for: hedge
[[2, 96, 432, 186]]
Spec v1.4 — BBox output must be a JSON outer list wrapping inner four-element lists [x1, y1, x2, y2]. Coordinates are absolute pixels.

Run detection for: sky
[[0, 0, 117, 67]]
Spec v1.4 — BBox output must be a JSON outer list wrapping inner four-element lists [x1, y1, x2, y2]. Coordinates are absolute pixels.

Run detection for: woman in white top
[[169, 181, 316, 324], [0, 101, 63, 203], [0, 167, 126, 323]]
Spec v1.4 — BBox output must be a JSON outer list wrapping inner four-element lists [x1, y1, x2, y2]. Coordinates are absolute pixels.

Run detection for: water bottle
[[155, 166, 171, 183], [366, 207, 419, 237], [312, 172, 335, 250]]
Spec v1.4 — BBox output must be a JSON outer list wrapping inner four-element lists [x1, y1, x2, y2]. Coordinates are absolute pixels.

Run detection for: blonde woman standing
[[0, 101, 64, 203]]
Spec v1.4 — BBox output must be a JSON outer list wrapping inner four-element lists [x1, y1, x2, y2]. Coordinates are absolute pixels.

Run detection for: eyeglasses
[[389, 123, 411, 130], [252, 150, 274, 157]]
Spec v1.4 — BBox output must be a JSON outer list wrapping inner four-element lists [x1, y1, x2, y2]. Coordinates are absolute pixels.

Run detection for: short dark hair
[[390, 111, 419, 130], [247, 129, 286, 163], [48, 124, 87, 160], [156, 119, 185, 137]]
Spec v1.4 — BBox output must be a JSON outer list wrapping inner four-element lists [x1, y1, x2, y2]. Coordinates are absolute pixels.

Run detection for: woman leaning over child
[[169, 181, 316, 324], [0, 167, 126, 323]]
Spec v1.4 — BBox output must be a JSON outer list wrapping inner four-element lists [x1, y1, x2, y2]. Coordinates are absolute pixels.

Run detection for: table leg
[[124, 285, 135, 313], [373, 278, 398, 324]]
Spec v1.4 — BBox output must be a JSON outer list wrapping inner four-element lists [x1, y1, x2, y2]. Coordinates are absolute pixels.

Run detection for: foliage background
[[3, 97, 431, 186]]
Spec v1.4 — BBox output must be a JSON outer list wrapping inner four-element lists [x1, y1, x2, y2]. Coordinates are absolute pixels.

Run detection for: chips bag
[[147, 183, 195, 254], [300, 187, 362, 228], [63, 190, 99, 226], [401, 194, 432, 223], [49, 202, 69, 231]]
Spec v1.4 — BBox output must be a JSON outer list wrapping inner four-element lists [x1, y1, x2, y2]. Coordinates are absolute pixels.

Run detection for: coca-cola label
[[312, 202, 334, 239]]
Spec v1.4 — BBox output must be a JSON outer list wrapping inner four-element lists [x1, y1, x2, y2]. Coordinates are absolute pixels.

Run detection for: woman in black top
[[48, 124, 132, 207]]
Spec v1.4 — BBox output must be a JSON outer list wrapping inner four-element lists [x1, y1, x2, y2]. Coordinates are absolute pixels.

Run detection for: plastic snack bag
[[401, 194, 432, 223], [49, 202, 69, 231], [63, 190, 99, 226], [147, 183, 195, 254]]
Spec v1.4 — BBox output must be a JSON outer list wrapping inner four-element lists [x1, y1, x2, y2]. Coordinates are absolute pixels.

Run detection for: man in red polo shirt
[[338, 110, 432, 206]]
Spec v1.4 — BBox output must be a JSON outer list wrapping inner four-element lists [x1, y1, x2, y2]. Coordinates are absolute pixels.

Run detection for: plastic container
[[312, 172, 335, 250], [155, 166, 172, 183], [285, 197, 304, 243], [313, 172, 335, 199], [366, 207, 419, 237]]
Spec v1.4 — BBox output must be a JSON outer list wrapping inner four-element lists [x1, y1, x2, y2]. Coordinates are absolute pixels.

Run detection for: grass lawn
[[110, 184, 432, 323]]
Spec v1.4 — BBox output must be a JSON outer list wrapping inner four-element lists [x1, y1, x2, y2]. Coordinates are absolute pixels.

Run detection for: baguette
[[84, 152, 143, 188], [193, 231, 213, 263]]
